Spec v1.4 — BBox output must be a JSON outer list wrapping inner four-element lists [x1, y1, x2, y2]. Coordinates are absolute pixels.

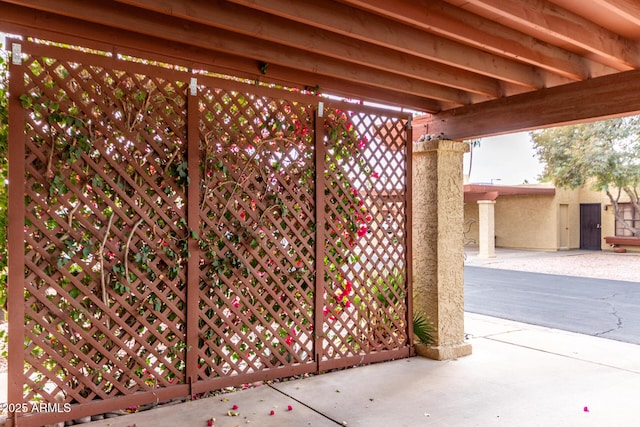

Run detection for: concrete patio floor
[[84, 312, 640, 427]]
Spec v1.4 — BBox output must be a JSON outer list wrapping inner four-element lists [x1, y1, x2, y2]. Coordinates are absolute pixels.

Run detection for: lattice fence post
[[313, 104, 326, 369], [185, 78, 201, 393], [7, 39, 27, 427], [405, 117, 415, 354]]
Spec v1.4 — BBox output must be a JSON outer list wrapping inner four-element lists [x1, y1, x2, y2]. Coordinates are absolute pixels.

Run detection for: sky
[[463, 132, 546, 185]]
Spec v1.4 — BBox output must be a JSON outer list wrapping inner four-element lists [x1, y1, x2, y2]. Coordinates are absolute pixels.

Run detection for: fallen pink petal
[[232, 404, 238, 410], [270, 410, 275, 416], [287, 405, 293, 411], [584, 406, 589, 412]]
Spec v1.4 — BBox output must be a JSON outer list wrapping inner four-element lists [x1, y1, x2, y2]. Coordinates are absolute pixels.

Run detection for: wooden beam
[[593, 0, 640, 26], [339, 0, 616, 81], [460, 0, 640, 70], [222, 0, 554, 90], [0, 3, 446, 112], [0, 0, 468, 106], [416, 68, 640, 140], [116, 0, 508, 96]]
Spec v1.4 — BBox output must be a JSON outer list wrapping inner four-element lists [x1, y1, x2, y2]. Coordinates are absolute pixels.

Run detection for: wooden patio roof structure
[[1, 0, 640, 140]]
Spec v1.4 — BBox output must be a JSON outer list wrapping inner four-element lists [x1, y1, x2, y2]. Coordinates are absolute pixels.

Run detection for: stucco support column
[[477, 200, 497, 258], [412, 139, 472, 360]]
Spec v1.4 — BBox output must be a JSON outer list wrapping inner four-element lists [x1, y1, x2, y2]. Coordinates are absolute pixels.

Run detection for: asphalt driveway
[[465, 266, 640, 344]]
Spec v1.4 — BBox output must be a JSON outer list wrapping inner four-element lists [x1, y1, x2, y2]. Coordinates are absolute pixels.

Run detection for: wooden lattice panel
[[21, 52, 189, 404], [8, 40, 409, 427], [320, 109, 408, 361], [197, 88, 316, 379]]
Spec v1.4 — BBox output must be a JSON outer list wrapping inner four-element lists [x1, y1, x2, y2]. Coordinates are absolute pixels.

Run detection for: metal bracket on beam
[[190, 77, 198, 96], [318, 101, 324, 118], [11, 43, 22, 66]]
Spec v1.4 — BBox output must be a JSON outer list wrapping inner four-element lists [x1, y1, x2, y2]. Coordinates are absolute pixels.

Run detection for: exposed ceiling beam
[[116, 0, 507, 97], [339, 0, 616, 80], [1, 0, 469, 107], [592, 0, 640, 27], [457, 0, 640, 70], [219, 0, 562, 90], [0, 3, 444, 112], [417, 68, 640, 140]]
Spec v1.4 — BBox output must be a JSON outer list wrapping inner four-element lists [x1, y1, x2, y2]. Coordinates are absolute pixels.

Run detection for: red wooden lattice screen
[[6, 39, 411, 426]]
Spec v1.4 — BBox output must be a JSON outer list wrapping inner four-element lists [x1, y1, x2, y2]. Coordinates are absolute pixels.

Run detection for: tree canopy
[[530, 116, 640, 236]]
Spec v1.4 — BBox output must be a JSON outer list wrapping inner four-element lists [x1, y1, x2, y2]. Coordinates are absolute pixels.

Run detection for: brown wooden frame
[[6, 39, 412, 426]]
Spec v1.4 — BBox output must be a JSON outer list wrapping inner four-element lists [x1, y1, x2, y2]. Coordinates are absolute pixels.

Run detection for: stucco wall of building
[[494, 194, 558, 250], [463, 184, 640, 252]]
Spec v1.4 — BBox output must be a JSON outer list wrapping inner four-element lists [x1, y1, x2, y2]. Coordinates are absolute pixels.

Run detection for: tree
[[530, 116, 640, 236], [466, 138, 481, 181]]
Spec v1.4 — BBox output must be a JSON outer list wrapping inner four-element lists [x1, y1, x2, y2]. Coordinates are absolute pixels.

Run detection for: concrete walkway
[[5, 248, 640, 426], [84, 312, 640, 427]]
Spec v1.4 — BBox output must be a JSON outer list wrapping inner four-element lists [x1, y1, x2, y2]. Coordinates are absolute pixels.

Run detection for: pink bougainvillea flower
[[232, 404, 238, 410], [286, 335, 294, 346], [323, 306, 329, 316], [358, 139, 366, 149], [371, 171, 379, 178], [269, 410, 275, 416], [365, 213, 372, 223], [287, 405, 293, 411], [207, 418, 214, 426], [344, 280, 353, 295]]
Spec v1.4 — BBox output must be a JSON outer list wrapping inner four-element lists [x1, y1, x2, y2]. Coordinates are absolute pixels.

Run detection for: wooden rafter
[[456, 0, 640, 70], [338, 0, 616, 81], [1, 0, 640, 136], [416, 68, 640, 140], [592, 0, 640, 26], [219, 0, 556, 90], [117, 0, 517, 96], [1, 1, 470, 107]]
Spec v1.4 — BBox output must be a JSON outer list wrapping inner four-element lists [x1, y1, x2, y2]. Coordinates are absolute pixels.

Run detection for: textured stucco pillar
[[412, 139, 472, 360], [477, 200, 497, 258]]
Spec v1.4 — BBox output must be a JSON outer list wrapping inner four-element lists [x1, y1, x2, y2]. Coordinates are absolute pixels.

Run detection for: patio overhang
[[1, 0, 639, 139]]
